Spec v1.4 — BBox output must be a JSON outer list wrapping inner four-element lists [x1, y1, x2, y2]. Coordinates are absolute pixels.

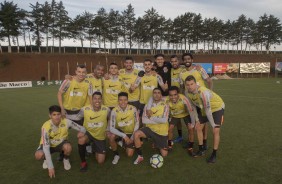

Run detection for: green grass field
[[0, 79, 282, 184]]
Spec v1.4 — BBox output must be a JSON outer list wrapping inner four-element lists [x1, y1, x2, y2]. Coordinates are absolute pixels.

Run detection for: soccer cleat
[[42, 160, 48, 169], [203, 144, 208, 151], [193, 150, 205, 158], [133, 155, 144, 165], [63, 158, 71, 170], [80, 162, 88, 172], [117, 140, 124, 148], [112, 155, 120, 165], [207, 154, 216, 163], [173, 136, 183, 143], [187, 148, 196, 157]]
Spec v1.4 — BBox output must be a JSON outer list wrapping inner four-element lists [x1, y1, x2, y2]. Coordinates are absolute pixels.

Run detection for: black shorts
[[86, 132, 106, 154], [197, 107, 208, 124], [213, 109, 224, 127], [139, 103, 145, 117], [128, 101, 140, 109], [36, 140, 70, 154], [169, 116, 192, 126], [140, 127, 168, 150]]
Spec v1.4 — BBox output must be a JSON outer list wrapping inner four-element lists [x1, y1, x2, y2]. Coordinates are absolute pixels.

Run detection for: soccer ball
[[150, 154, 164, 168]]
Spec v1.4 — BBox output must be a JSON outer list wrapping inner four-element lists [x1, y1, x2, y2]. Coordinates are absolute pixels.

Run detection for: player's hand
[[123, 136, 131, 145], [129, 84, 137, 93], [163, 81, 168, 90], [61, 109, 66, 119], [146, 110, 153, 118], [104, 73, 110, 80], [48, 168, 55, 178], [65, 74, 73, 80]]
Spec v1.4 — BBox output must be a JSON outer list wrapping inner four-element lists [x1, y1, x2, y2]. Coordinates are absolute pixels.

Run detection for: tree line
[[0, 0, 282, 54]]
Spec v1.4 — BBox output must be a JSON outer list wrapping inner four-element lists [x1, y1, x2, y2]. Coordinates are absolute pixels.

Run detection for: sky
[[3, 0, 282, 50]]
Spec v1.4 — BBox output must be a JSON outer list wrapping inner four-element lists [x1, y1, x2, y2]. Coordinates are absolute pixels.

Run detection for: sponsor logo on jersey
[[109, 85, 117, 88], [144, 80, 151, 84], [121, 116, 128, 121], [74, 87, 79, 90], [152, 110, 159, 114]]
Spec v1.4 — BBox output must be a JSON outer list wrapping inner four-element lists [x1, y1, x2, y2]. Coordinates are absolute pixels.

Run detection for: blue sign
[[195, 63, 213, 74]]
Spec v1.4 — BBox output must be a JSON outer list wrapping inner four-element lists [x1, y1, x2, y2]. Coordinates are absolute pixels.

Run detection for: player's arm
[[183, 96, 198, 126], [66, 119, 86, 134], [131, 107, 140, 140], [200, 91, 216, 128], [41, 127, 55, 178], [199, 67, 213, 90], [109, 110, 127, 138], [142, 104, 158, 124], [88, 83, 93, 106], [57, 80, 70, 118], [157, 74, 168, 92], [150, 104, 169, 123]]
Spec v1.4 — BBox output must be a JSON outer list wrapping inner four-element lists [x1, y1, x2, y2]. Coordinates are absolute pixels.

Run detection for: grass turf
[[0, 78, 282, 184]]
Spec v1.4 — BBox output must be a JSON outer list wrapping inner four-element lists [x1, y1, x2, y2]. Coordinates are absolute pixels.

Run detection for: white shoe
[[63, 158, 71, 170], [134, 155, 144, 165], [86, 145, 92, 154], [112, 155, 120, 165], [42, 160, 48, 169], [117, 140, 123, 148]]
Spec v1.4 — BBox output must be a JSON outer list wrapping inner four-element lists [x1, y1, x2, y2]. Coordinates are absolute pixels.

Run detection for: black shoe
[[187, 148, 196, 157], [207, 154, 216, 163], [80, 162, 88, 172], [203, 144, 208, 151], [193, 150, 205, 158]]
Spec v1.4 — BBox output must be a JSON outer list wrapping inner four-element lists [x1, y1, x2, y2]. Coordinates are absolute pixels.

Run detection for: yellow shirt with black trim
[[102, 76, 123, 107], [166, 94, 189, 118], [39, 119, 69, 147], [119, 69, 140, 102], [63, 79, 91, 110], [112, 105, 136, 134], [180, 67, 207, 88], [140, 74, 158, 104], [83, 105, 108, 140], [146, 101, 169, 136], [87, 77, 103, 94], [171, 67, 184, 88]]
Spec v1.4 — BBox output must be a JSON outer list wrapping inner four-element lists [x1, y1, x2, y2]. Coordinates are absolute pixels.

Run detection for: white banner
[[133, 63, 144, 71], [0, 81, 32, 89], [240, 63, 270, 73]]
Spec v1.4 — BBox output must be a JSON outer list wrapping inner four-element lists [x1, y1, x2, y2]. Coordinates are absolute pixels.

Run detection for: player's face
[[124, 60, 133, 70], [169, 90, 179, 103], [183, 55, 193, 67], [118, 96, 128, 109], [92, 94, 102, 109], [185, 80, 197, 93], [49, 111, 62, 125], [94, 66, 104, 78], [153, 89, 162, 101], [155, 56, 164, 67], [76, 67, 87, 81], [171, 58, 179, 69], [144, 61, 153, 73], [109, 65, 118, 75]]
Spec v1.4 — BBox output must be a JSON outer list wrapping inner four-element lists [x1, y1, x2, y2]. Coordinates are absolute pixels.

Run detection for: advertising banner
[[133, 63, 144, 71], [0, 81, 32, 89], [226, 63, 239, 73], [196, 63, 213, 74], [33, 80, 62, 87], [213, 63, 228, 74], [275, 62, 282, 72], [240, 63, 270, 73]]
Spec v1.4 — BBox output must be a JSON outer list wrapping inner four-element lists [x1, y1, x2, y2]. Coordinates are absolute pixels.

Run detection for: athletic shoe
[[117, 140, 124, 148], [112, 155, 120, 165], [63, 158, 71, 170], [203, 144, 208, 151], [207, 154, 216, 163], [133, 155, 144, 165], [80, 162, 88, 172], [42, 160, 48, 169], [193, 150, 205, 158], [187, 148, 196, 157], [173, 136, 183, 143]]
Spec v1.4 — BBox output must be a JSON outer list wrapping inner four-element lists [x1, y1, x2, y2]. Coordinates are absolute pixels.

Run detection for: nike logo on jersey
[[123, 78, 131, 80], [171, 108, 176, 111], [74, 87, 80, 90], [94, 85, 100, 88], [173, 72, 178, 75], [121, 116, 128, 121], [90, 116, 100, 120], [152, 110, 159, 114], [144, 80, 151, 84], [109, 85, 117, 88]]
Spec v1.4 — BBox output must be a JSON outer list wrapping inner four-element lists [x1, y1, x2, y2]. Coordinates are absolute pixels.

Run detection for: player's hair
[[94, 64, 104, 70], [92, 91, 102, 97], [153, 87, 162, 93], [154, 53, 165, 59], [110, 62, 118, 67], [168, 86, 180, 93], [170, 55, 178, 59], [185, 75, 196, 83], [118, 92, 128, 99], [77, 64, 86, 69], [182, 53, 193, 60], [144, 58, 152, 63], [124, 56, 133, 62], [49, 105, 61, 114]]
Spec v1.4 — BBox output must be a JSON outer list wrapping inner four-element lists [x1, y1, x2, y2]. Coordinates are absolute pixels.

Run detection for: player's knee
[[63, 143, 72, 153], [161, 150, 168, 157], [134, 131, 141, 139], [35, 151, 44, 160], [127, 150, 134, 157]]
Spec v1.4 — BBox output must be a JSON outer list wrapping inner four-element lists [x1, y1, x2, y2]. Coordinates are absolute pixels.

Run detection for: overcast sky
[[11, 0, 282, 21]]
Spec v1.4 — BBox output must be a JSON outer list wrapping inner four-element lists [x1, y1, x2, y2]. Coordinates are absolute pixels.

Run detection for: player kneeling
[[34, 105, 86, 178], [107, 92, 140, 164], [134, 88, 169, 164], [77, 92, 110, 171]]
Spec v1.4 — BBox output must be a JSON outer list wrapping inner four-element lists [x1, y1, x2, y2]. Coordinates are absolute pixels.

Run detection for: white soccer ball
[[150, 154, 164, 168]]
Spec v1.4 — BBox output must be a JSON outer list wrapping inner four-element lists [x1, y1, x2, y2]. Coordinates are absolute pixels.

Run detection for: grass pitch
[[0, 79, 281, 184]]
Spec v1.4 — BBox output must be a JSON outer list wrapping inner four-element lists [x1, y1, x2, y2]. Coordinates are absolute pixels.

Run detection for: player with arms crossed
[[108, 92, 140, 164], [133, 88, 169, 164], [34, 105, 86, 178], [185, 75, 225, 163]]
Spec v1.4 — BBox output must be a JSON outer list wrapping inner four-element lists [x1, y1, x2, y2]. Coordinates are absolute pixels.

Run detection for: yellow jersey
[[166, 94, 193, 118], [119, 69, 140, 102], [179, 66, 209, 88], [171, 67, 184, 88], [102, 76, 123, 107]]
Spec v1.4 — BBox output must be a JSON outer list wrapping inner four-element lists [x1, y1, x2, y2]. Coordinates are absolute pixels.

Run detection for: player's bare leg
[[194, 123, 205, 157], [62, 143, 72, 170], [133, 130, 146, 164], [168, 124, 175, 149], [208, 127, 220, 164]]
